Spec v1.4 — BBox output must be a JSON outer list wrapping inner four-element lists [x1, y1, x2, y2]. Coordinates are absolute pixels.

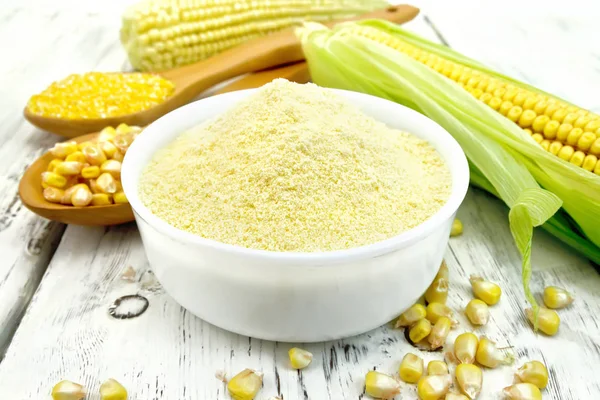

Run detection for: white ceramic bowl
[[122, 88, 469, 343]]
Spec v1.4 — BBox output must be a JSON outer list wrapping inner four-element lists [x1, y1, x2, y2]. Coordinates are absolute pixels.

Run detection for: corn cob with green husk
[[120, 0, 388, 71], [298, 20, 600, 313]]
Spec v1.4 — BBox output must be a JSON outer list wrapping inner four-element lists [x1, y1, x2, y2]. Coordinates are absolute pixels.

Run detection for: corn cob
[[121, 0, 388, 71], [350, 25, 600, 175]]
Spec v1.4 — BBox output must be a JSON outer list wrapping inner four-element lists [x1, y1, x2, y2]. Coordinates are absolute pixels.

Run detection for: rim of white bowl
[[122, 88, 470, 266]]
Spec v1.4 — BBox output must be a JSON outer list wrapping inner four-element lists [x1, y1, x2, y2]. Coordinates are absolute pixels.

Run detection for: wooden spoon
[[24, 5, 419, 138], [19, 133, 134, 226]]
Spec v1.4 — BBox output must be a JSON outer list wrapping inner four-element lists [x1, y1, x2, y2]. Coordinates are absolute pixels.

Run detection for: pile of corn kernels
[[41, 124, 141, 207]]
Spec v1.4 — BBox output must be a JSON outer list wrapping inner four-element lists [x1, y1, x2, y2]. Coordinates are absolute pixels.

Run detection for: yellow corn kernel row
[[120, 0, 388, 71], [42, 124, 141, 206], [351, 25, 600, 175], [52, 378, 127, 400], [27, 72, 174, 119]]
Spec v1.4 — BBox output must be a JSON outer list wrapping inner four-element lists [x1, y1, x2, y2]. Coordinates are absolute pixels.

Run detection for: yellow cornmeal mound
[[139, 79, 452, 252]]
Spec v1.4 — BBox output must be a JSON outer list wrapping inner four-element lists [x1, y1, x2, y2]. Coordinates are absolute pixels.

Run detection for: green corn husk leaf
[[297, 21, 600, 314]]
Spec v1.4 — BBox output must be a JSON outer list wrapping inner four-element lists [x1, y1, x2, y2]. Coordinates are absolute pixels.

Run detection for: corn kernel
[[515, 361, 548, 389], [454, 333, 478, 364], [365, 371, 400, 399], [91, 193, 113, 206], [101, 160, 122, 179], [227, 369, 263, 400], [42, 171, 67, 189], [399, 353, 424, 383], [427, 360, 449, 376], [435, 261, 449, 281], [518, 109, 536, 128], [445, 394, 469, 400], [100, 141, 118, 158], [61, 184, 89, 205], [542, 120, 560, 139], [426, 302, 457, 325], [116, 123, 133, 134], [97, 173, 117, 194], [112, 134, 134, 153], [65, 151, 87, 163], [89, 179, 102, 194], [525, 307, 560, 336], [488, 97, 502, 111], [72, 185, 93, 207], [55, 161, 84, 176], [425, 278, 449, 305], [113, 191, 129, 204], [428, 317, 452, 349], [583, 154, 598, 171], [99, 378, 127, 400], [77, 141, 94, 151], [50, 141, 78, 159], [47, 159, 62, 172], [450, 218, 463, 237], [543, 286, 574, 309], [288, 347, 312, 369], [112, 150, 125, 162], [465, 299, 489, 326], [82, 145, 107, 166], [409, 318, 432, 343], [499, 101, 513, 116], [577, 132, 597, 151], [98, 126, 117, 142], [51, 380, 86, 400], [469, 275, 501, 305], [417, 374, 452, 400], [395, 303, 427, 328], [455, 364, 482, 399], [43, 187, 65, 203], [502, 383, 542, 400], [475, 337, 513, 368], [563, 112, 579, 125], [81, 165, 101, 179]]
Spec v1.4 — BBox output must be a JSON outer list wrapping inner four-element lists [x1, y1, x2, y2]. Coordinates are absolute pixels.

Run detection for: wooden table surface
[[1, 0, 599, 399]]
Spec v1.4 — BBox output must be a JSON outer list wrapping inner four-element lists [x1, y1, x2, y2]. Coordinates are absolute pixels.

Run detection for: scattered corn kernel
[[427, 360, 449, 376], [396, 303, 427, 328], [27, 72, 175, 119], [289, 347, 313, 369], [61, 184, 89, 205], [99, 378, 127, 400], [435, 261, 449, 281], [417, 374, 452, 400], [51, 380, 86, 400], [515, 361, 548, 389], [525, 307, 560, 336], [227, 369, 263, 400], [409, 318, 432, 343], [97, 173, 118, 194], [43, 187, 65, 203], [81, 165, 101, 179], [50, 142, 78, 158], [502, 383, 542, 400], [77, 141, 94, 151], [113, 191, 129, 204], [365, 371, 401, 399], [91, 193, 113, 206], [65, 151, 86, 163], [445, 394, 469, 400], [399, 353, 424, 383], [429, 317, 452, 349], [426, 302, 457, 325], [465, 299, 489, 326], [451, 218, 463, 236], [113, 134, 134, 153], [101, 159, 122, 178], [112, 150, 125, 162], [100, 140, 119, 158], [475, 337, 514, 368], [116, 123, 133, 134], [543, 286, 574, 309], [469, 275, 501, 305], [55, 161, 84, 176], [42, 171, 67, 189], [425, 277, 449, 304], [454, 333, 478, 364], [72, 185, 93, 207], [455, 364, 482, 399]]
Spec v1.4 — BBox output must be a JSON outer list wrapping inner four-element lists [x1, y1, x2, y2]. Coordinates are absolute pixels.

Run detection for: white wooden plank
[[1, 189, 598, 399]]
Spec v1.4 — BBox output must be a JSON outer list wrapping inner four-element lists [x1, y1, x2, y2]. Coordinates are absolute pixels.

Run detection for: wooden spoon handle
[[214, 62, 311, 95], [161, 5, 419, 106]]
